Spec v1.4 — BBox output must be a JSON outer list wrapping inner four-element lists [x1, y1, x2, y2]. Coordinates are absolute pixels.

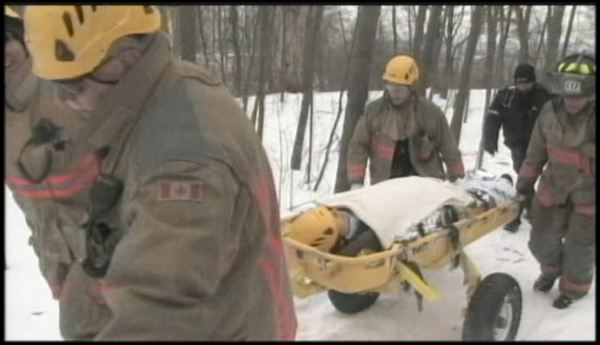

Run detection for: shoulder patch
[[176, 61, 222, 86]]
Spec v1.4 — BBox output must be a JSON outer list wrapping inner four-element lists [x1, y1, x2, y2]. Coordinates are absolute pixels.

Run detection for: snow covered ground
[[4, 89, 595, 340]]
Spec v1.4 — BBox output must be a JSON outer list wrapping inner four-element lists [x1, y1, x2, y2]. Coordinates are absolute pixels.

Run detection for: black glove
[[515, 178, 535, 211], [515, 178, 534, 196]]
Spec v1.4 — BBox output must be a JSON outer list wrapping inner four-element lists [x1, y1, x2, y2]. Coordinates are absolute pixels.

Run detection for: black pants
[[509, 144, 528, 174]]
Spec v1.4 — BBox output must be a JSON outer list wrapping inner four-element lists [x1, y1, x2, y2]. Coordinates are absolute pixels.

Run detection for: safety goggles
[[52, 57, 120, 95]]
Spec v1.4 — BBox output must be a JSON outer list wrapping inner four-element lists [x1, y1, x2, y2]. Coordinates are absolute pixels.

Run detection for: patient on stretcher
[[285, 172, 516, 256]]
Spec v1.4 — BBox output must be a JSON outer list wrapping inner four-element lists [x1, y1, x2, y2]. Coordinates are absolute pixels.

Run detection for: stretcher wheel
[[327, 229, 383, 314], [462, 272, 522, 341]]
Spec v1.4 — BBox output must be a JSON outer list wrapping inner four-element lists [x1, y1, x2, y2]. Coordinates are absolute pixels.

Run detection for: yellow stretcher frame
[[282, 200, 520, 303]]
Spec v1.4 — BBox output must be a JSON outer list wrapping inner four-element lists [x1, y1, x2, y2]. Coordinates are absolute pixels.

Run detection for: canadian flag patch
[[157, 182, 205, 202]]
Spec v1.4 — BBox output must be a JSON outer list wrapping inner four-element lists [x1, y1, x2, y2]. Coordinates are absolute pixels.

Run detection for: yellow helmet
[[24, 5, 161, 80], [5, 5, 19, 18], [382, 55, 419, 86], [285, 206, 348, 252]]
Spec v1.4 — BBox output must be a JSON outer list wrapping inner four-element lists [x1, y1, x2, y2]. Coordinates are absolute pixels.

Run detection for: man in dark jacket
[[482, 63, 553, 232]]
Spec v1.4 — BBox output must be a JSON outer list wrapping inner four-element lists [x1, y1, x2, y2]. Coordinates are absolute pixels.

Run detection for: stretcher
[[282, 174, 523, 340]]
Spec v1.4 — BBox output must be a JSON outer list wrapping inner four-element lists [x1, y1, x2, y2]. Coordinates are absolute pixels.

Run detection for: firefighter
[[483, 63, 553, 232], [5, 6, 111, 339], [516, 53, 596, 309], [24, 5, 296, 339], [347, 55, 465, 189]]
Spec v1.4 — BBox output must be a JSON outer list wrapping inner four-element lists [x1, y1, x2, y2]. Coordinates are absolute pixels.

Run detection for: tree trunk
[[450, 6, 484, 142], [495, 6, 513, 85], [392, 6, 398, 54], [291, 6, 325, 170], [313, 13, 359, 192], [533, 9, 550, 66], [420, 5, 443, 95], [429, 25, 444, 98], [543, 5, 566, 81], [252, 6, 274, 140], [217, 7, 227, 87], [515, 5, 531, 64], [171, 7, 181, 57], [229, 6, 243, 96], [242, 9, 259, 112], [196, 7, 210, 65], [440, 5, 455, 99], [449, 6, 468, 88], [179, 6, 197, 63], [306, 96, 314, 185], [412, 6, 428, 61], [476, 6, 498, 170], [561, 5, 577, 58], [334, 5, 381, 193], [281, 6, 306, 93], [407, 6, 413, 52]]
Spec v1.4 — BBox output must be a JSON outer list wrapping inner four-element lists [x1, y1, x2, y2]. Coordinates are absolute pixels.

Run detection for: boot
[[552, 294, 574, 309], [504, 218, 521, 233], [533, 274, 557, 293]]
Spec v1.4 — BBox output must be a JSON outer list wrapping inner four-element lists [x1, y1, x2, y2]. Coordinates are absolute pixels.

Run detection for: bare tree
[[216, 7, 228, 87], [407, 6, 413, 52], [242, 8, 259, 112], [543, 5, 566, 81], [314, 12, 359, 191], [169, 6, 181, 56], [291, 6, 325, 170], [251, 6, 275, 140], [533, 9, 550, 66], [450, 6, 484, 142], [561, 5, 577, 58], [392, 6, 398, 54], [412, 6, 428, 61], [420, 5, 443, 95], [334, 5, 381, 193], [229, 6, 243, 96], [179, 6, 197, 63], [281, 6, 306, 93], [440, 5, 455, 99], [196, 7, 211, 65], [495, 6, 513, 84], [515, 5, 532, 64], [476, 5, 498, 170]]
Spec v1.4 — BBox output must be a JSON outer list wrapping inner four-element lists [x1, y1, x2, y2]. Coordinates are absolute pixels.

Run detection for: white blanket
[[317, 176, 475, 248]]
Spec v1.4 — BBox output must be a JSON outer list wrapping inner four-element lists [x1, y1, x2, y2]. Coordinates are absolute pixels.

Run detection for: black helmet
[[548, 53, 596, 97]]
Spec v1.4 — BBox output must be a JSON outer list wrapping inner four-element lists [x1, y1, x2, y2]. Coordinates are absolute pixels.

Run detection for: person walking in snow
[[347, 54, 465, 190], [23, 5, 296, 340], [482, 63, 553, 232], [516, 53, 596, 309], [4, 6, 112, 339]]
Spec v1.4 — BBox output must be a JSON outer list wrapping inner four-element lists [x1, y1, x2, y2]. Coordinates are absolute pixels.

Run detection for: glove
[[515, 178, 534, 209], [515, 178, 534, 196], [483, 140, 497, 156]]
